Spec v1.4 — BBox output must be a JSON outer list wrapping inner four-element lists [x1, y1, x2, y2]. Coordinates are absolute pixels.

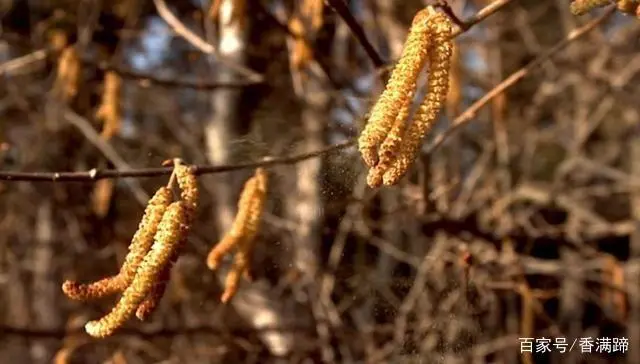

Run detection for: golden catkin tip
[[366, 167, 384, 188], [62, 276, 125, 301]]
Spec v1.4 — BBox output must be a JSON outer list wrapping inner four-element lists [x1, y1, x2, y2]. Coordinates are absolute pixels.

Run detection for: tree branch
[[324, 0, 385, 68], [0, 141, 355, 182]]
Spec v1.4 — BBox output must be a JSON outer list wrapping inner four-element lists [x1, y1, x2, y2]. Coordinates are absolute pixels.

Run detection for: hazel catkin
[[62, 187, 173, 301], [383, 12, 453, 186], [206, 174, 258, 270], [358, 8, 432, 168], [84, 202, 187, 338]]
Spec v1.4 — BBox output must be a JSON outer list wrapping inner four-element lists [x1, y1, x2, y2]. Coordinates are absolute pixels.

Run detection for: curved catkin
[[62, 187, 172, 301], [366, 89, 415, 188], [219, 169, 268, 302], [85, 202, 187, 338], [570, 0, 612, 15], [383, 12, 453, 186], [358, 8, 432, 168], [54, 46, 81, 102], [206, 175, 258, 270]]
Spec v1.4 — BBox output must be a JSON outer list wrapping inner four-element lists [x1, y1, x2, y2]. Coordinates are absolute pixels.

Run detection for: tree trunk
[[203, 0, 297, 356]]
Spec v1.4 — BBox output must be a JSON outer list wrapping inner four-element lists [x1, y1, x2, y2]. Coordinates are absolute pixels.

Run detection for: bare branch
[[324, 0, 385, 68], [152, 0, 264, 82]]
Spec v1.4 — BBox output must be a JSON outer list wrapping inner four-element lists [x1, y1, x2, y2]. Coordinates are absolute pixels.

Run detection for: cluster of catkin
[[206, 168, 268, 303], [570, 0, 640, 17], [358, 7, 453, 188], [62, 161, 199, 338]]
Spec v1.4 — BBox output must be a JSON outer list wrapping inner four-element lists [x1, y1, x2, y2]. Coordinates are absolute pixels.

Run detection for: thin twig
[[0, 140, 355, 181], [0, 49, 48, 76], [324, 0, 385, 68], [62, 109, 149, 204], [152, 0, 264, 82]]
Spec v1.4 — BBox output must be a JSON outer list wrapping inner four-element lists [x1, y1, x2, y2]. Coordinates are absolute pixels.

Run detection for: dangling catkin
[[220, 168, 268, 302], [204, 168, 267, 302], [85, 202, 187, 338], [62, 187, 173, 301], [358, 8, 432, 168], [206, 173, 259, 270], [383, 12, 453, 186], [96, 71, 122, 140], [54, 46, 81, 102]]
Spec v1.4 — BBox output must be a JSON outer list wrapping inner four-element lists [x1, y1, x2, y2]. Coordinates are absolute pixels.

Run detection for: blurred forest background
[[1, 0, 639, 363]]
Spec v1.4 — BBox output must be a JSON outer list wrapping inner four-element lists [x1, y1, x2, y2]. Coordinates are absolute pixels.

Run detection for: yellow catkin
[[366, 89, 415, 188], [62, 187, 173, 301], [570, 0, 613, 15], [231, 168, 268, 278], [206, 174, 258, 270], [96, 71, 122, 140], [85, 202, 187, 338], [221, 168, 268, 302], [54, 46, 81, 102], [204, 168, 267, 302], [358, 8, 432, 168], [133, 162, 199, 319], [383, 12, 453, 186]]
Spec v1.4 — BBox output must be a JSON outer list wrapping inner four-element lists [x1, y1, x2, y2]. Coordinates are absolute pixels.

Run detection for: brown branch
[[324, 0, 385, 68], [425, 5, 616, 155], [0, 141, 355, 182], [89, 59, 262, 90], [152, 0, 264, 82]]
